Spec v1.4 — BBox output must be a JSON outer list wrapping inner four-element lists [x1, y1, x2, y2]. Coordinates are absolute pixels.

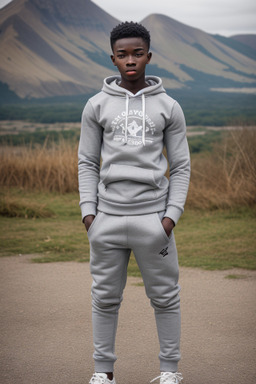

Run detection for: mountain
[[142, 14, 256, 92], [231, 34, 256, 51], [0, 0, 119, 99], [0, 0, 256, 101]]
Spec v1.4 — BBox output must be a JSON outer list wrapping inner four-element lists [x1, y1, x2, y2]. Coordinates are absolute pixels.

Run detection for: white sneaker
[[89, 373, 116, 384], [150, 371, 183, 383]]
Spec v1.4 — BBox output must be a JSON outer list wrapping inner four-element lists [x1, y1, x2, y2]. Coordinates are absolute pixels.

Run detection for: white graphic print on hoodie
[[78, 75, 190, 225]]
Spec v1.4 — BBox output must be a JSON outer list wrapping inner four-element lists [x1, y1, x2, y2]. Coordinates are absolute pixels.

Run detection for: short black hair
[[110, 21, 150, 51]]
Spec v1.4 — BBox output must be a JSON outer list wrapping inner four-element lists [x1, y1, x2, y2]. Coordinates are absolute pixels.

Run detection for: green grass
[[176, 208, 256, 270], [225, 274, 247, 279], [0, 190, 89, 263], [0, 189, 255, 273]]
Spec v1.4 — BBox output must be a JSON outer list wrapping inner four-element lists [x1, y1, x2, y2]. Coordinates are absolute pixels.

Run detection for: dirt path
[[0, 255, 255, 384]]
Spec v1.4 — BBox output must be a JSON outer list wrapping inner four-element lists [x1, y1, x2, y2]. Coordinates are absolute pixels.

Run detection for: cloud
[[0, 0, 11, 8], [92, 0, 256, 36]]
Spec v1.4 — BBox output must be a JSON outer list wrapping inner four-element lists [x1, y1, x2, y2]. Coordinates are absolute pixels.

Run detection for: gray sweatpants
[[87, 211, 181, 373]]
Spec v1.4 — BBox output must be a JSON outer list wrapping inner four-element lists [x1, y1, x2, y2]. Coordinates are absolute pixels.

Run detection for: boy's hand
[[83, 215, 95, 232], [161, 217, 175, 237]]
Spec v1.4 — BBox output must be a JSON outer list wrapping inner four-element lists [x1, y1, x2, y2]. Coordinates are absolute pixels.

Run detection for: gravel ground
[[0, 254, 255, 384]]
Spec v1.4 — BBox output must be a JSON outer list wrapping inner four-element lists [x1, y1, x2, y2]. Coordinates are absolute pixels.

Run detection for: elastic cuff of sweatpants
[[160, 360, 179, 373], [94, 360, 115, 373]]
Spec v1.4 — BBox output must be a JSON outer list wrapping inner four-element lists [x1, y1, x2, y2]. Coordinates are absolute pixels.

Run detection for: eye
[[117, 54, 125, 59]]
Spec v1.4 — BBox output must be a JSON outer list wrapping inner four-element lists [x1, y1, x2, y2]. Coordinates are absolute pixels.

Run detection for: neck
[[119, 77, 148, 95]]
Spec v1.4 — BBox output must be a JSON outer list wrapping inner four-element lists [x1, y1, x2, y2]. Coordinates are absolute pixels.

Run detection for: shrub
[[0, 196, 54, 218]]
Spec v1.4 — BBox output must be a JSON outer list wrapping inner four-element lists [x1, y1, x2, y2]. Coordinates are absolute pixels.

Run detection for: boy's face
[[111, 37, 152, 83]]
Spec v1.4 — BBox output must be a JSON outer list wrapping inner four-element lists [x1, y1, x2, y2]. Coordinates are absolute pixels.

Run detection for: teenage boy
[[78, 22, 190, 384]]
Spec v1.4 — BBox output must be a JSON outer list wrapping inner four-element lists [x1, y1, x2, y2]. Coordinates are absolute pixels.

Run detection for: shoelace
[[89, 373, 108, 384], [150, 372, 183, 383]]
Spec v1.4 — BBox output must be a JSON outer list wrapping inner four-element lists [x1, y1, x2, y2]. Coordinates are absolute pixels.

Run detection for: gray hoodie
[[78, 75, 190, 224]]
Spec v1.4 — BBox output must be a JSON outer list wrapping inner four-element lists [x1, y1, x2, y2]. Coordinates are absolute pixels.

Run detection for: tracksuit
[[78, 75, 190, 373]]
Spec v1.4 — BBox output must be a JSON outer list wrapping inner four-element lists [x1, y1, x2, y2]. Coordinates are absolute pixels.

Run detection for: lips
[[126, 70, 136, 75]]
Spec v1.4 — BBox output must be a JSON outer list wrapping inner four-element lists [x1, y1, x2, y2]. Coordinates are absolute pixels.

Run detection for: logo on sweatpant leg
[[159, 246, 168, 257]]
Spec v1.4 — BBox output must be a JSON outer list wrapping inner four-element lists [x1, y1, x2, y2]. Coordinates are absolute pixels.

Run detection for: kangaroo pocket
[[99, 164, 168, 203]]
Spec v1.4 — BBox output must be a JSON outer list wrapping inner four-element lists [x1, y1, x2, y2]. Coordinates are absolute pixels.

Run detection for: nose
[[126, 55, 135, 66]]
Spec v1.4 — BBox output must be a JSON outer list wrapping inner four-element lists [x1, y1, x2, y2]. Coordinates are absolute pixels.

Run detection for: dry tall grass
[[187, 128, 256, 209], [0, 139, 78, 193], [0, 128, 255, 209]]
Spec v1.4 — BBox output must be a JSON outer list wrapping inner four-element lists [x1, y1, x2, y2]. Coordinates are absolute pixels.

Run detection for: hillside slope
[[231, 34, 256, 51], [0, 0, 118, 98], [0, 0, 255, 100], [143, 14, 256, 91]]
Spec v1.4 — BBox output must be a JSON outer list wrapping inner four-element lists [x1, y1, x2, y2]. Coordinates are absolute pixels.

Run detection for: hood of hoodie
[[102, 75, 166, 97], [102, 76, 166, 146]]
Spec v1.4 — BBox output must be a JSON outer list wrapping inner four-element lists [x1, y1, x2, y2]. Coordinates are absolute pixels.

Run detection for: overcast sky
[[0, 0, 255, 37]]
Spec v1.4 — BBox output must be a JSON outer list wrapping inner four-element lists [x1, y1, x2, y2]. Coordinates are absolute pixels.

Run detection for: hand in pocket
[[83, 215, 95, 232], [161, 217, 175, 237]]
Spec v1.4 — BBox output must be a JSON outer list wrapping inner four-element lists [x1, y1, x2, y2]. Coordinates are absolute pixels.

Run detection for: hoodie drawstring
[[142, 94, 146, 146], [125, 93, 146, 146], [125, 94, 129, 144]]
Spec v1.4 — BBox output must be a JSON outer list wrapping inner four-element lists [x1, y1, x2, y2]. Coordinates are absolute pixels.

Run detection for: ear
[[147, 52, 152, 64], [110, 55, 116, 66]]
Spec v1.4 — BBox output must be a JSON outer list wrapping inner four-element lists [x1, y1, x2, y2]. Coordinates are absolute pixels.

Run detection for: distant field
[[0, 119, 226, 152], [0, 119, 253, 155], [1, 89, 256, 126], [0, 120, 81, 135], [0, 119, 245, 136]]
